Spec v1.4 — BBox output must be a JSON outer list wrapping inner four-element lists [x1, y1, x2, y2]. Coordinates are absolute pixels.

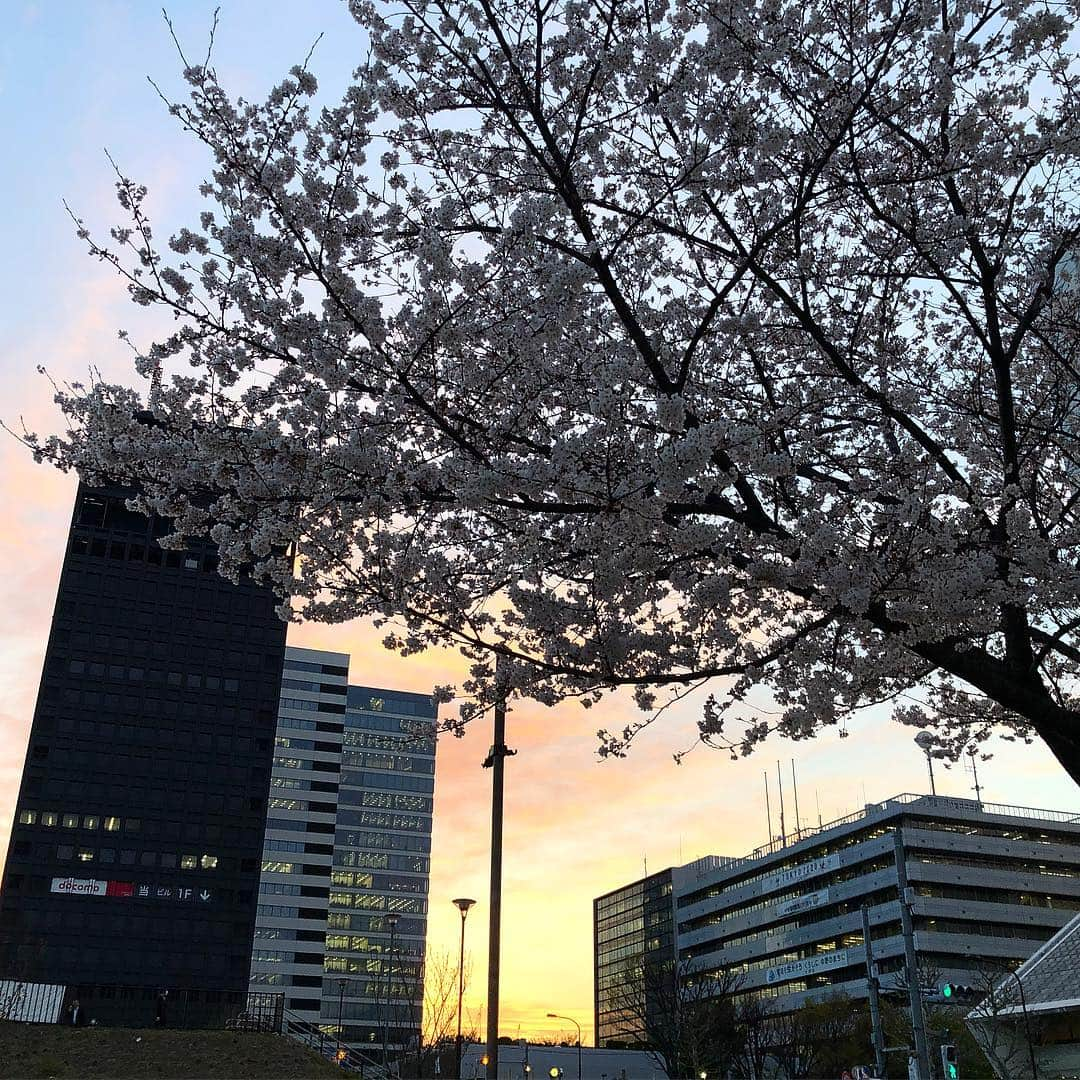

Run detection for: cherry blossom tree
[[27, 0, 1080, 779]]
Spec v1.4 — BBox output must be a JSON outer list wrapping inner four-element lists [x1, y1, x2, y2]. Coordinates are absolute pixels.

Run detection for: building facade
[[595, 794, 1080, 1045], [594, 869, 677, 1048], [250, 647, 437, 1062], [0, 482, 287, 1024]]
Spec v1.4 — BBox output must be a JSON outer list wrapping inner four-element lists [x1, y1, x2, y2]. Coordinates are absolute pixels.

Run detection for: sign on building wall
[[761, 854, 841, 894], [764, 947, 851, 985], [774, 887, 829, 918], [50, 877, 107, 896]]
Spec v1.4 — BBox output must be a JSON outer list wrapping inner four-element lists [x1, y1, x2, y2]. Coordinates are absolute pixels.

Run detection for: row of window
[[19, 810, 139, 832], [65, 659, 243, 693], [280, 677, 347, 696], [55, 846, 218, 869], [284, 660, 349, 678], [71, 533, 218, 572], [281, 698, 346, 715], [328, 892, 427, 914], [343, 730, 436, 755]]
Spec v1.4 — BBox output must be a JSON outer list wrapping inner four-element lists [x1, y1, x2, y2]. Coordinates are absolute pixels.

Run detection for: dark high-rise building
[[0, 482, 287, 1025]]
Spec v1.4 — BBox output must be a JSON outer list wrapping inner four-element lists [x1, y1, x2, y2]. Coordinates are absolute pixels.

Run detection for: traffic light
[[940, 1043, 959, 1079], [941, 983, 978, 1002]]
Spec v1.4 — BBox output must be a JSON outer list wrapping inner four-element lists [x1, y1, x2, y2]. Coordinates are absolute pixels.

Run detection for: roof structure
[[969, 910, 1080, 1020]]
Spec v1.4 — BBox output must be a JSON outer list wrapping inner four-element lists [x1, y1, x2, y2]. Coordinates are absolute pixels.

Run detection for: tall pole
[[453, 898, 476, 1080], [338, 979, 346, 1062], [384, 913, 399, 1068], [764, 771, 773, 847], [776, 760, 787, 846], [791, 759, 802, 840], [969, 749, 983, 804], [547, 1014, 581, 1080], [484, 656, 514, 1080], [894, 829, 932, 1079], [861, 905, 886, 1079]]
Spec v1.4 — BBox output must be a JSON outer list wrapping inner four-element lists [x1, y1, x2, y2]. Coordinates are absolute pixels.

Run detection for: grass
[[0, 1021, 346, 1079]]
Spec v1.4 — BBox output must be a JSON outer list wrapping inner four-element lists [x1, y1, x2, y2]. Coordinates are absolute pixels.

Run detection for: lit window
[[17, 810, 36, 826], [62, 814, 79, 829], [76, 849, 94, 862], [181, 855, 197, 870], [103, 817, 121, 832], [83, 815, 99, 830], [200, 855, 218, 869], [41, 812, 58, 827]]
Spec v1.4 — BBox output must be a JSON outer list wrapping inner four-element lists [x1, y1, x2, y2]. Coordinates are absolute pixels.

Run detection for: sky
[[0, 0, 1078, 1045]]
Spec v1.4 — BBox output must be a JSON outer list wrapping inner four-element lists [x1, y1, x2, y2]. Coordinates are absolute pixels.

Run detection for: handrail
[[279, 1005, 395, 1078]]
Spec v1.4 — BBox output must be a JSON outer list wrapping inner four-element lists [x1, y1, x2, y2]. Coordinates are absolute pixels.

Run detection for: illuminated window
[[62, 814, 79, 829], [181, 855, 198, 870], [261, 860, 295, 874], [41, 812, 58, 827], [76, 849, 94, 863], [83, 815, 99, 830], [17, 810, 36, 825], [200, 855, 218, 869], [103, 817, 121, 832]]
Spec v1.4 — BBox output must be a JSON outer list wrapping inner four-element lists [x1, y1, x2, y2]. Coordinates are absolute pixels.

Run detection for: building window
[[62, 814, 79, 829], [41, 812, 58, 827], [201, 855, 218, 869], [57, 846, 73, 861], [76, 849, 94, 863], [103, 817, 121, 832], [17, 810, 36, 825], [83, 815, 99, 830], [181, 855, 198, 870]]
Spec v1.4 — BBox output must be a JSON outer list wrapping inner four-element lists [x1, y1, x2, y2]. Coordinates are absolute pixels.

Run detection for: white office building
[[249, 646, 437, 1062]]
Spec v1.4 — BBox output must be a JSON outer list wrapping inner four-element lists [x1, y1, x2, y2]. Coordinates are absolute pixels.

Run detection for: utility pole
[[894, 829, 932, 1079], [862, 905, 886, 1079], [483, 656, 515, 1080]]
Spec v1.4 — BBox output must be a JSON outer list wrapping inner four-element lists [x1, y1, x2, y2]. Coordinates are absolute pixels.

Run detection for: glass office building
[[250, 647, 437, 1062], [0, 482, 287, 1025]]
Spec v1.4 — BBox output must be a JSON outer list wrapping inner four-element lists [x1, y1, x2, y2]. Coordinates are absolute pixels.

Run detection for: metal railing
[[683, 792, 1080, 878], [276, 1005, 395, 1078]]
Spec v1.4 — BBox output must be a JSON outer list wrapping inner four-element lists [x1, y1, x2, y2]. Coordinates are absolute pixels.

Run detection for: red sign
[[106, 881, 134, 897]]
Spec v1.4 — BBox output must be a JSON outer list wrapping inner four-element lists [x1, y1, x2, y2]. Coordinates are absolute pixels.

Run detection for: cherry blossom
[[27, 0, 1080, 780]]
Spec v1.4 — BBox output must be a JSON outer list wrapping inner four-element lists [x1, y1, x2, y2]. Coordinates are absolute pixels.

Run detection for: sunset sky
[[1, 0, 1078, 1045]]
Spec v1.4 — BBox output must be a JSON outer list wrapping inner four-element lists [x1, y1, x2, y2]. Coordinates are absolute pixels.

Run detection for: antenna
[[776, 760, 787, 847], [815, 789, 823, 829], [791, 759, 802, 840], [967, 749, 983, 804], [764, 770, 773, 847], [643, 854, 648, 878]]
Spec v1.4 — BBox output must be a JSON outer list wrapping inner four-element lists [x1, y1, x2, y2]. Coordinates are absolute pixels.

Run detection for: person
[[155, 989, 168, 1027], [66, 999, 86, 1026]]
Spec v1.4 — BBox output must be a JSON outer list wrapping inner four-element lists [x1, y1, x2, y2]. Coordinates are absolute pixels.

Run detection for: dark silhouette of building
[[0, 482, 287, 1025]]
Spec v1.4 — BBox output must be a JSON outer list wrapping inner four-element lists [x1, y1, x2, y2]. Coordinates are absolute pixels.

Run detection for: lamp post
[[383, 912, 399, 1069], [547, 1013, 582, 1080], [914, 732, 937, 796], [337, 978, 349, 1063], [453, 897, 477, 1080]]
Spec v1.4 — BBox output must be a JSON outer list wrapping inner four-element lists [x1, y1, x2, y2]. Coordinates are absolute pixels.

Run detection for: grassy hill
[[0, 1022, 345, 1079]]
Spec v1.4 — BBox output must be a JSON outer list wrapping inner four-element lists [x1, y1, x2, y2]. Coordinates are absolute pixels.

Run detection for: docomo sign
[[51, 877, 107, 896], [51, 878, 134, 897]]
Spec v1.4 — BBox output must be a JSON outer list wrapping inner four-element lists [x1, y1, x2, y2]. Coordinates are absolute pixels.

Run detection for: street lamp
[[337, 978, 349, 1063], [914, 732, 938, 796], [547, 1013, 582, 1080], [453, 897, 477, 1080], [383, 912, 399, 1068]]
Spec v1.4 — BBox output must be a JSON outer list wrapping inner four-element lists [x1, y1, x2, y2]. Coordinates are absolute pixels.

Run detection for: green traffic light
[[943, 984, 953, 997], [947, 1066, 958, 1079]]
